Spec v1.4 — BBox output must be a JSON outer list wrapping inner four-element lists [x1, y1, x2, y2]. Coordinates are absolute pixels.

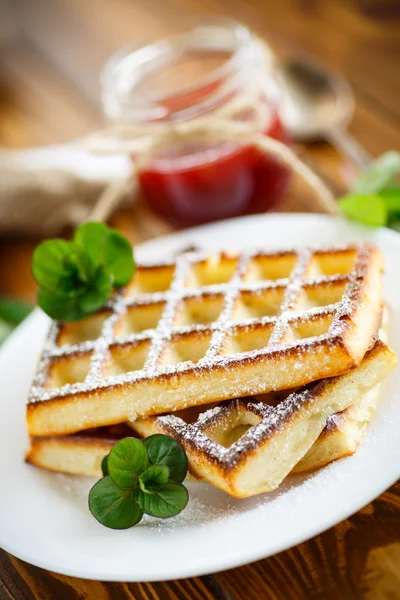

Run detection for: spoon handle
[[326, 128, 372, 171]]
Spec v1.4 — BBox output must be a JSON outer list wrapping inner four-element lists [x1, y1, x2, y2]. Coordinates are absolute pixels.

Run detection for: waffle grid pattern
[[130, 338, 391, 484], [28, 244, 371, 404], [153, 391, 313, 467]]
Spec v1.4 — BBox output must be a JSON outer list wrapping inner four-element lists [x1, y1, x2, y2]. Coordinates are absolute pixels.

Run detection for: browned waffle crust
[[27, 243, 383, 437], [294, 305, 391, 473], [129, 340, 395, 497], [294, 382, 381, 473], [26, 425, 132, 478], [27, 341, 396, 497]]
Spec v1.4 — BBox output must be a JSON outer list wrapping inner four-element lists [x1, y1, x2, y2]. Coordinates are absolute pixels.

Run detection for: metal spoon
[[276, 57, 371, 170]]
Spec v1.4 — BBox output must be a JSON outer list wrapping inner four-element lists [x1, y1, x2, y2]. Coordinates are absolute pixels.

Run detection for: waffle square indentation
[[159, 332, 212, 366], [221, 323, 274, 355], [244, 253, 297, 283], [125, 265, 175, 297], [297, 281, 348, 311], [204, 404, 262, 448], [173, 294, 225, 327], [56, 309, 112, 346], [103, 340, 150, 377], [45, 352, 92, 388], [185, 255, 238, 288], [288, 314, 334, 341], [307, 249, 357, 278], [115, 302, 166, 337], [232, 287, 286, 321]]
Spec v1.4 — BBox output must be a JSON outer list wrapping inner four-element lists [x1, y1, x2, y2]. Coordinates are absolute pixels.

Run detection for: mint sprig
[[139, 465, 169, 493], [339, 151, 400, 228], [137, 481, 189, 518], [89, 477, 143, 530], [89, 436, 189, 529], [32, 223, 135, 322], [107, 437, 149, 490], [339, 194, 387, 227], [143, 433, 188, 483]]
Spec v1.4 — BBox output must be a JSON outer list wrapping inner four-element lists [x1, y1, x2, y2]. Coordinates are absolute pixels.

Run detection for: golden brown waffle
[[130, 341, 395, 497], [27, 341, 396, 497], [27, 243, 383, 437], [26, 425, 133, 478], [294, 304, 390, 473], [25, 386, 380, 481], [293, 385, 380, 474]]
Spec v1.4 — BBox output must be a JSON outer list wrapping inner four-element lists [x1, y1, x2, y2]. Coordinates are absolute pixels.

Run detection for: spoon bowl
[[277, 59, 354, 140], [276, 57, 370, 169]]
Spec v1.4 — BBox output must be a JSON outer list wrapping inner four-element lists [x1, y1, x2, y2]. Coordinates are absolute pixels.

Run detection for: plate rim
[[1, 212, 399, 582]]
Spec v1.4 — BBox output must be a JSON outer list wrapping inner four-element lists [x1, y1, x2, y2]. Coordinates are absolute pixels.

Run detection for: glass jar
[[102, 19, 291, 227]]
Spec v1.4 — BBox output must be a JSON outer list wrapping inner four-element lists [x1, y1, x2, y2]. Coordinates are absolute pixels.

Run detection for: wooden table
[[0, 1, 399, 598]]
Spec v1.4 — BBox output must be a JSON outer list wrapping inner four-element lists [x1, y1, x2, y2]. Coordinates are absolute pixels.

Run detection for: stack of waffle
[[26, 243, 397, 498]]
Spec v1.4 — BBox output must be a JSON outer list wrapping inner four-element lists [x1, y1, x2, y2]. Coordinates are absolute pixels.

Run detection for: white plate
[[1, 214, 399, 582]]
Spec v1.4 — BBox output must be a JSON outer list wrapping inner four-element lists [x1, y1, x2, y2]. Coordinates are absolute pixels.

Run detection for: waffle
[[27, 243, 383, 437], [129, 340, 395, 497], [27, 426, 127, 478], [294, 305, 390, 473], [26, 341, 396, 497], [26, 425, 132, 478], [293, 385, 381, 473]]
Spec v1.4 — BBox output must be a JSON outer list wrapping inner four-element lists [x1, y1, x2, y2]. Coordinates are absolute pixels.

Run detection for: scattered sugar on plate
[[51, 474, 238, 532], [142, 491, 238, 533]]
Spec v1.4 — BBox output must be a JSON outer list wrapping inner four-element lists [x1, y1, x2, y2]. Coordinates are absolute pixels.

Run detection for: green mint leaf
[[379, 187, 400, 222], [0, 298, 32, 326], [143, 434, 188, 484], [32, 240, 80, 293], [77, 268, 112, 314], [137, 482, 189, 518], [74, 222, 109, 265], [108, 438, 149, 491], [354, 151, 400, 194], [74, 222, 135, 287], [64, 251, 94, 285], [338, 194, 387, 227], [101, 454, 109, 477], [37, 288, 84, 321], [37, 275, 111, 322], [33, 241, 94, 299], [139, 465, 169, 494], [103, 229, 135, 287], [32, 225, 134, 322], [89, 476, 143, 529]]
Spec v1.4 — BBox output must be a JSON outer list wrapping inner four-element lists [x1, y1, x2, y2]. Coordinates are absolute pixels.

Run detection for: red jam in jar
[[102, 20, 291, 227]]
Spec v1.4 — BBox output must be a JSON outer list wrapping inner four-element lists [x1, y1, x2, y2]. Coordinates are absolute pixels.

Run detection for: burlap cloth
[[0, 145, 131, 237], [0, 35, 339, 237], [0, 91, 338, 237]]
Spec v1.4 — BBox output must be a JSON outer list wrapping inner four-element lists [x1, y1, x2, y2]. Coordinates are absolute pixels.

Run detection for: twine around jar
[[84, 93, 339, 223]]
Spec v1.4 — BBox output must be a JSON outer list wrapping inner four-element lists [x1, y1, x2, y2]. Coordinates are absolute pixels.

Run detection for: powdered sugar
[[51, 473, 238, 532], [142, 491, 238, 532], [157, 389, 316, 466], [28, 243, 371, 405]]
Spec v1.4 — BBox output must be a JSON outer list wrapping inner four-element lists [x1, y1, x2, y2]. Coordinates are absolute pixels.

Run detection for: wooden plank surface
[[1, 482, 399, 599], [0, 0, 399, 597]]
